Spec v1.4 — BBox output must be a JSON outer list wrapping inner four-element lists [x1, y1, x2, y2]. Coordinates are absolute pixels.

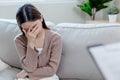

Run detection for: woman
[[14, 4, 62, 80]]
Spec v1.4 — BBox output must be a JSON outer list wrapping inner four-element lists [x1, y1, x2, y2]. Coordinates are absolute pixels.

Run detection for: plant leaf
[[77, 0, 92, 16], [96, 5, 108, 11], [89, 0, 112, 9], [99, 0, 112, 4]]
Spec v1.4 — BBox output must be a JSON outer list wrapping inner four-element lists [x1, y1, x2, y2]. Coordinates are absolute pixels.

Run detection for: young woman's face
[[21, 19, 43, 33]]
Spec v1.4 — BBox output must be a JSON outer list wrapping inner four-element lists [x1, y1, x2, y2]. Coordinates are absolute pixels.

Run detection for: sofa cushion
[[55, 23, 120, 80], [0, 20, 21, 68], [0, 67, 20, 80], [0, 59, 10, 71]]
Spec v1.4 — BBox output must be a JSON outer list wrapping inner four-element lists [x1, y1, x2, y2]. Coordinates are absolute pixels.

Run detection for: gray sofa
[[0, 19, 120, 80]]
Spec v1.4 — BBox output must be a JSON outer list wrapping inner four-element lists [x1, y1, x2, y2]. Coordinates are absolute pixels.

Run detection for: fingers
[[33, 28, 39, 36], [31, 25, 38, 33], [16, 71, 27, 79], [23, 25, 39, 39], [22, 29, 26, 34], [30, 26, 39, 36], [28, 26, 32, 33]]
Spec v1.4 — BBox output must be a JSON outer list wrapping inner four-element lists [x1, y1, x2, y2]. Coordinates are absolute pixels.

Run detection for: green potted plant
[[77, 0, 112, 20], [107, 5, 119, 23]]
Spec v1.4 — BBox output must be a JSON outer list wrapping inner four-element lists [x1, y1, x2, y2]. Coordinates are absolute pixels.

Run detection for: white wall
[[0, 0, 119, 24], [0, 1, 84, 24]]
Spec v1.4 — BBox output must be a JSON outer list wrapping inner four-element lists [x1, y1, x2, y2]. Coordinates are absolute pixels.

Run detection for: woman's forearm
[[16, 70, 28, 79]]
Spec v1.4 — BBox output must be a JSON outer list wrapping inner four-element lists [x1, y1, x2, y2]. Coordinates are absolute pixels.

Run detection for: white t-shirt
[[36, 48, 43, 55]]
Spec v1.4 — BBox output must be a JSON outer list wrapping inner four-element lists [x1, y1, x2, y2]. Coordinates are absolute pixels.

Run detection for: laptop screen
[[88, 43, 120, 80]]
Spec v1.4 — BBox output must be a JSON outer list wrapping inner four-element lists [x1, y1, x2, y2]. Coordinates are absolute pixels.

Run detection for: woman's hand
[[16, 70, 28, 79], [22, 26, 39, 49]]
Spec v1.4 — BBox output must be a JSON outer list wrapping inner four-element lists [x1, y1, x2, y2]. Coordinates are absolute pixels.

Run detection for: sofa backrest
[[0, 20, 21, 68], [55, 23, 120, 79]]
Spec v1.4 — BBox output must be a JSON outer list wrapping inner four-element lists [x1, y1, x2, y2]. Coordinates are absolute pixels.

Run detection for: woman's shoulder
[[46, 29, 61, 38], [14, 33, 27, 44], [46, 29, 62, 43]]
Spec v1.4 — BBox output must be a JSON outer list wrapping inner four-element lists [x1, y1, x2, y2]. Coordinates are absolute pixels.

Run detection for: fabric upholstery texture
[[0, 59, 10, 71]]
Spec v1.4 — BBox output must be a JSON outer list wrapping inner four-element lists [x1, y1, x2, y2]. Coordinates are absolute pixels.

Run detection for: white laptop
[[88, 43, 120, 80]]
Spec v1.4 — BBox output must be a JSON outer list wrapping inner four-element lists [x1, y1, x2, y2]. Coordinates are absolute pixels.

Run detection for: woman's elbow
[[22, 64, 37, 73]]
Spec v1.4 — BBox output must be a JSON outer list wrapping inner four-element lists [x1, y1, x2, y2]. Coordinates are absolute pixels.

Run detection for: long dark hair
[[16, 4, 50, 35]]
